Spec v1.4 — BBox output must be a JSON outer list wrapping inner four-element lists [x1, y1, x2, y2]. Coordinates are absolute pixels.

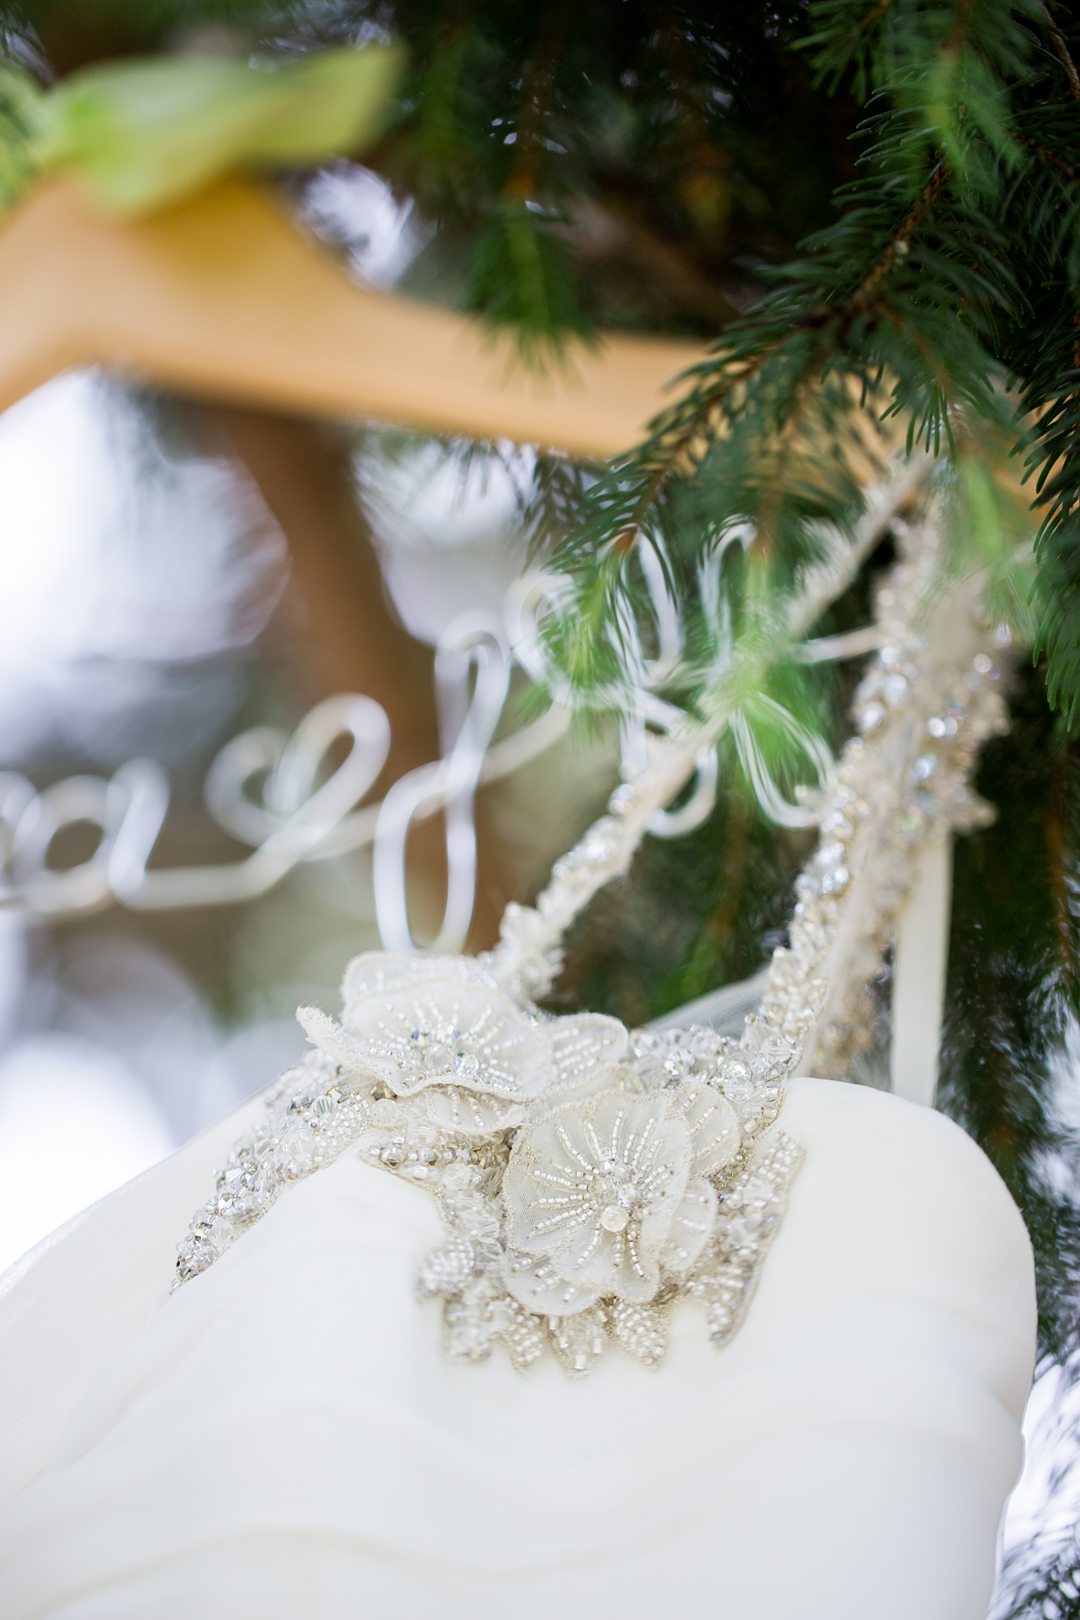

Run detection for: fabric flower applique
[[502, 1080, 742, 1316], [297, 951, 627, 1134], [176, 945, 802, 1375]]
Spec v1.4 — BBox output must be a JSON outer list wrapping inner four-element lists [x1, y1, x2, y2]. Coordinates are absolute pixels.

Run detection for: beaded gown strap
[[487, 492, 1008, 1076], [485, 459, 934, 1007]]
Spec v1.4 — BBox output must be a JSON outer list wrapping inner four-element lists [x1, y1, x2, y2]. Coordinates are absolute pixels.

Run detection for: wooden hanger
[[0, 174, 711, 458]]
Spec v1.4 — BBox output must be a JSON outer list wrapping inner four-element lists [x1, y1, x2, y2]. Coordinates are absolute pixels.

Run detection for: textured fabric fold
[[0, 1076, 1035, 1620]]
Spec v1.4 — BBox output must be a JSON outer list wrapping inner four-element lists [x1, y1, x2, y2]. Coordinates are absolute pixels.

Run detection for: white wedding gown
[[0, 468, 1037, 1616], [0, 1070, 1035, 1620]]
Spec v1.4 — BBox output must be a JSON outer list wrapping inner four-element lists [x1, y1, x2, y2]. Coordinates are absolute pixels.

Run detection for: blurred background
[[0, 0, 857, 1274], [0, 3, 1078, 1614], [0, 354, 584, 1273]]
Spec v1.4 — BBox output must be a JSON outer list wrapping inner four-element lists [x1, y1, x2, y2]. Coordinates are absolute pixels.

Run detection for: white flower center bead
[[454, 1050, 481, 1081], [406, 1025, 468, 1078], [590, 1162, 641, 1230]]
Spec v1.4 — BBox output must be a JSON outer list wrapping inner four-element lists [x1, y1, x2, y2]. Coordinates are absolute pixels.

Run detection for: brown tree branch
[[1042, 3, 1080, 103]]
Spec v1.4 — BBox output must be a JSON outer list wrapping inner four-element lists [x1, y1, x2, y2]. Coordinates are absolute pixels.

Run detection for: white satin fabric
[[0, 1075, 1036, 1620]]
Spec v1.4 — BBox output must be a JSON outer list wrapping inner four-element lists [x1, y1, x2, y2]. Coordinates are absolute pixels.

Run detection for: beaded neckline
[[172, 481, 1009, 1376]]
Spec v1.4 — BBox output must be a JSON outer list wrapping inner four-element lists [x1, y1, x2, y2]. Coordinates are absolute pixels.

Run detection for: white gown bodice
[[0, 1074, 1035, 1620]]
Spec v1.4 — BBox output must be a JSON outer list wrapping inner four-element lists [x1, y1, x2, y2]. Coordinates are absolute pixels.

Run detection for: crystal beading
[[173, 470, 1015, 1376], [747, 509, 1010, 1077], [174, 950, 800, 1375]]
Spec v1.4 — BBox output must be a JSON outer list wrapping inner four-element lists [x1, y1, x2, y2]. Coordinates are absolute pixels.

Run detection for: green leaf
[[466, 195, 592, 358], [0, 61, 44, 209], [35, 43, 406, 215]]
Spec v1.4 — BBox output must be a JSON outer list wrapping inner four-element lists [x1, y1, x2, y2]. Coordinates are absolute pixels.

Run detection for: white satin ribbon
[[890, 830, 953, 1107]]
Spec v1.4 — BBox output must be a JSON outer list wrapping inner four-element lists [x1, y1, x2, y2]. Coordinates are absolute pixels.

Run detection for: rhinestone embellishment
[[174, 952, 801, 1376], [171, 497, 1011, 1377]]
